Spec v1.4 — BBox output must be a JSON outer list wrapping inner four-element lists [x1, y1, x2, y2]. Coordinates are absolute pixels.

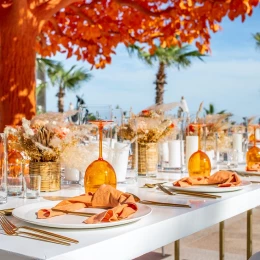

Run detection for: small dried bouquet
[[5, 112, 89, 162], [118, 103, 179, 144], [187, 109, 233, 152]]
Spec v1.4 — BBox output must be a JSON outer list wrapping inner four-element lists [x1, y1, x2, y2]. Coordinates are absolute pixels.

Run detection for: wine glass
[[246, 125, 260, 171], [188, 123, 211, 177], [84, 105, 117, 193]]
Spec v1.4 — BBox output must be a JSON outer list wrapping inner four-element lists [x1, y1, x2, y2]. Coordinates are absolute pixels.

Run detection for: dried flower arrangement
[[5, 112, 92, 162], [118, 103, 179, 144], [186, 102, 233, 152]]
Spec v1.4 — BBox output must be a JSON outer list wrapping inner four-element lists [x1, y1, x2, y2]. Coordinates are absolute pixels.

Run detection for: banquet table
[[0, 171, 260, 260]]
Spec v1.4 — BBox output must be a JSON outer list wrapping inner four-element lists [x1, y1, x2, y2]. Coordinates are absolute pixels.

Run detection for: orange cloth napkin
[[173, 171, 241, 188], [37, 185, 137, 224]]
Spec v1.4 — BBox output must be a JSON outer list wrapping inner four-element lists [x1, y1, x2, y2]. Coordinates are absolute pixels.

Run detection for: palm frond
[[253, 33, 260, 49], [126, 45, 153, 66], [36, 82, 47, 96], [36, 58, 58, 74]]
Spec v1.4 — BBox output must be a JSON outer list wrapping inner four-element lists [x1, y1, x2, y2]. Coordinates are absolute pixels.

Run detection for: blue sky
[[46, 8, 260, 122]]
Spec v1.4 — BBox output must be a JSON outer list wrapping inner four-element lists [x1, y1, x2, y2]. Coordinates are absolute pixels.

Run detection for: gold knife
[[43, 196, 72, 201], [51, 208, 96, 217]]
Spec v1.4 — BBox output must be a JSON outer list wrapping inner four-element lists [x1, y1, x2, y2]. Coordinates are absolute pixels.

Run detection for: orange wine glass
[[188, 123, 211, 177], [84, 106, 117, 193], [246, 125, 260, 171]]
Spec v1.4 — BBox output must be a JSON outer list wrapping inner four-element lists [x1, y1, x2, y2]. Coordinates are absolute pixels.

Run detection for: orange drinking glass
[[246, 125, 260, 171], [188, 124, 211, 177], [84, 105, 117, 193]]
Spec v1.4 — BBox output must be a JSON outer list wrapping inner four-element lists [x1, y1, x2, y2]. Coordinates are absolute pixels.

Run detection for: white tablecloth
[[1, 170, 260, 260]]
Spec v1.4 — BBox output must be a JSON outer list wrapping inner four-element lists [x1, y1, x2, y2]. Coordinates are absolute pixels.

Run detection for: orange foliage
[[34, 0, 260, 68]]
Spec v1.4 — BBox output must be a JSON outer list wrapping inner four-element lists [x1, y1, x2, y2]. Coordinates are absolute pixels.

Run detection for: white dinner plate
[[164, 180, 251, 193], [12, 201, 152, 229]]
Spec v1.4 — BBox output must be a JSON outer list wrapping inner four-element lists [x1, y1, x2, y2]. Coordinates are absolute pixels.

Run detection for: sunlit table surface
[[1, 165, 260, 260]]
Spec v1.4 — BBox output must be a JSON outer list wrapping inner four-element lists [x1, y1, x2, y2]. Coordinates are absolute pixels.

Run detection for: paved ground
[[135, 207, 260, 260]]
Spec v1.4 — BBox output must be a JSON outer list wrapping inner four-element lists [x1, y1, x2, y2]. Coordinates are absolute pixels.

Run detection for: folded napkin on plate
[[37, 185, 137, 224], [173, 171, 241, 188]]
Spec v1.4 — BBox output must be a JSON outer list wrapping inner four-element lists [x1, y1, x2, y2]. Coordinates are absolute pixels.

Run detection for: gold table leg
[[247, 209, 253, 260], [219, 221, 225, 260], [175, 240, 180, 260]]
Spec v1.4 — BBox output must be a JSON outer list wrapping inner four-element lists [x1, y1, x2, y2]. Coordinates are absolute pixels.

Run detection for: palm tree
[[36, 57, 58, 113], [47, 63, 92, 112], [253, 33, 260, 49], [128, 45, 204, 105], [204, 103, 226, 115]]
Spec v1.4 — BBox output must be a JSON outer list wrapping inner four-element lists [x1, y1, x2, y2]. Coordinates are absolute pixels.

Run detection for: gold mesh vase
[[138, 143, 158, 175], [29, 162, 61, 192]]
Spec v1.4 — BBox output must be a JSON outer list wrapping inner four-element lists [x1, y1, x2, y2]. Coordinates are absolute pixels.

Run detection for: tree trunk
[[57, 87, 65, 112], [36, 62, 46, 113], [155, 62, 166, 105], [0, 2, 38, 131]]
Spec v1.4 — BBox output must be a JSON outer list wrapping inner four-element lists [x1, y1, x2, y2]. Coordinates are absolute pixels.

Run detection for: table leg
[[219, 221, 224, 260], [247, 209, 253, 260], [161, 246, 165, 257], [175, 240, 180, 260]]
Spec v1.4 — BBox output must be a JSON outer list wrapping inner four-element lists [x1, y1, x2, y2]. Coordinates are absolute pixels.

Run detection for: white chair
[[249, 252, 260, 260]]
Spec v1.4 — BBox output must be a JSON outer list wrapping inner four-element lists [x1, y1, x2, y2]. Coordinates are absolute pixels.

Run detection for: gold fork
[[157, 184, 221, 199], [0, 213, 78, 244], [0, 215, 70, 246]]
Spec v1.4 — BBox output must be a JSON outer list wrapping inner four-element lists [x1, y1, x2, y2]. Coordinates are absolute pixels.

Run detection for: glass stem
[[99, 122, 103, 160], [254, 127, 256, 147], [198, 125, 201, 150]]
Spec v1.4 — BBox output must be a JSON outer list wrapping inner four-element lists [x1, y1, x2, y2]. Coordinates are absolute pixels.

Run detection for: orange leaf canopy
[[37, 0, 260, 68]]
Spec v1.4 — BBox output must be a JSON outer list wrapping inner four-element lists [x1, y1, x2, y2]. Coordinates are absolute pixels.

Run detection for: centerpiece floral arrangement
[[118, 103, 180, 175], [118, 103, 180, 144], [5, 111, 91, 162], [5, 111, 96, 191], [186, 102, 233, 152]]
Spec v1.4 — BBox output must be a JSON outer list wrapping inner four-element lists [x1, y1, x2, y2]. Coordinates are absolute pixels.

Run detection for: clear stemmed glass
[[84, 105, 117, 193], [188, 123, 211, 177], [246, 125, 260, 171]]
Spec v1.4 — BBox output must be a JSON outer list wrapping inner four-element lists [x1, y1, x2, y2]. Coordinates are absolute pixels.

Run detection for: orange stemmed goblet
[[246, 125, 260, 171], [188, 123, 211, 177], [84, 120, 117, 193]]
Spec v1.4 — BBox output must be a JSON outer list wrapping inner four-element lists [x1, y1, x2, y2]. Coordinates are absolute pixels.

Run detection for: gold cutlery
[[237, 172, 260, 177], [140, 200, 191, 208], [157, 184, 221, 199], [43, 196, 72, 201], [51, 208, 96, 217], [0, 208, 14, 216], [250, 180, 260, 184], [141, 182, 166, 188], [1, 214, 78, 244], [0, 215, 70, 246], [127, 193, 191, 208]]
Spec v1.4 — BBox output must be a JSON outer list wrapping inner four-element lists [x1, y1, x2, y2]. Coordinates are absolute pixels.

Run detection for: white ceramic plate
[[164, 180, 251, 193], [12, 201, 152, 229]]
